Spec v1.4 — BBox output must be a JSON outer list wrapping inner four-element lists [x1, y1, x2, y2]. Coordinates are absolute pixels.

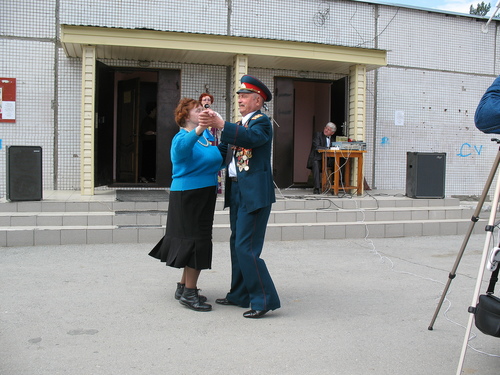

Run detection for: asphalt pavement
[[1, 234, 499, 374]]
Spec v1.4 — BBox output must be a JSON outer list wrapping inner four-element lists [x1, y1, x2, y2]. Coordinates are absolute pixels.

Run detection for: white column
[[348, 64, 367, 193], [232, 55, 248, 121], [80, 46, 96, 195], [349, 64, 366, 142]]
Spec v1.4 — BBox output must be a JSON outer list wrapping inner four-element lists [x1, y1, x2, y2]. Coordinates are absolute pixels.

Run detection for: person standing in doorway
[[149, 98, 224, 312], [199, 75, 280, 319]]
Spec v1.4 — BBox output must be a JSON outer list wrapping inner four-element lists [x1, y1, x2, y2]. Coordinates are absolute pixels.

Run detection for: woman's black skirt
[[149, 186, 217, 270]]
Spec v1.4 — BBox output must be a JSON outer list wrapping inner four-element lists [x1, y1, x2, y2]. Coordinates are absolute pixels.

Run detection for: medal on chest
[[233, 115, 261, 172]]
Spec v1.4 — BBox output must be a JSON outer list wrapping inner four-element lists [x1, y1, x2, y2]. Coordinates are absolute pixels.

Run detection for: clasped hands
[[199, 109, 224, 130]]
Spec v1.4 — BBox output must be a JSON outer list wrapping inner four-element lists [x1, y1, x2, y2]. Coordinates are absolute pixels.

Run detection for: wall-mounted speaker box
[[7, 146, 43, 201], [406, 152, 446, 198]]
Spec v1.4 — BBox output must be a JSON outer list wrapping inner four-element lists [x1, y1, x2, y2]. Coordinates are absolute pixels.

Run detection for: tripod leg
[[428, 147, 500, 330], [455, 165, 500, 374]]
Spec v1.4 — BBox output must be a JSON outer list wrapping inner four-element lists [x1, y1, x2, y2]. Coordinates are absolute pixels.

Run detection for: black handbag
[[469, 267, 500, 337]]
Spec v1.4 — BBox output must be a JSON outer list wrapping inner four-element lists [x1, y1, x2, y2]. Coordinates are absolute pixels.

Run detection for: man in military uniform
[[199, 75, 280, 318]]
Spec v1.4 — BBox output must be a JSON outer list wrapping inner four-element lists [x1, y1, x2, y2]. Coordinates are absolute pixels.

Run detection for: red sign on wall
[[0, 78, 16, 123]]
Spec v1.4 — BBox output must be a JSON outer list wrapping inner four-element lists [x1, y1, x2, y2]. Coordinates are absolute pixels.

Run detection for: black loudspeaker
[[406, 152, 446, 198], [7, 146, 43, 201]]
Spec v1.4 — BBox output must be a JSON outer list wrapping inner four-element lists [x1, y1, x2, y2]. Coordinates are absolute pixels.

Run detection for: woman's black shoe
[[179, 287, 212, 311], [175, 283, 207, 302]]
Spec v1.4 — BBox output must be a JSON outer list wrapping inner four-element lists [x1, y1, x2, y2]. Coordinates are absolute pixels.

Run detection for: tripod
[[428, 140, 500, 330], [426, 139, 500, 373]]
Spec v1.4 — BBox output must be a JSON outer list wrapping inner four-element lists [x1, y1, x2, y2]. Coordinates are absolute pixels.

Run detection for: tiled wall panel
[[60, 0, 228, 35], [0, 39, 55, 197], [372, 68, 494, 195], [57, 52, 82, 190], [377, 7, 494, 75], [230, 0, 376, 48], [1, 0, 56, 38]]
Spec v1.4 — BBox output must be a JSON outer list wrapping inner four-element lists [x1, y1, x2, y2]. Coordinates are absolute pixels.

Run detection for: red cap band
[[240, 82, 268, 100]]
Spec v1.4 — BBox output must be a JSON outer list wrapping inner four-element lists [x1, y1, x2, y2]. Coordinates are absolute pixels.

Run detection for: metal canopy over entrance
[[61, 25, 386, 74]]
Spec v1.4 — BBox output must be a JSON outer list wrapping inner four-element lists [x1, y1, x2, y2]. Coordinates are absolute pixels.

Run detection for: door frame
[[273, 76, 348, 188], [94, 66, 180, 188]]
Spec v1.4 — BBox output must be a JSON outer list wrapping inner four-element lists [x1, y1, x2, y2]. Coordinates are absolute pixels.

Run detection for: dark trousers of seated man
[[312, 158, 346, 191], [312, 157, 332, 191]]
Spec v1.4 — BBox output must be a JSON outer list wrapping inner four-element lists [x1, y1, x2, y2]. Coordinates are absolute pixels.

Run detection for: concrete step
[[0, 203, 474, 227], [0, 195, 488, 247], [0, 196, 462, 213], [0, 217, 487, 247]]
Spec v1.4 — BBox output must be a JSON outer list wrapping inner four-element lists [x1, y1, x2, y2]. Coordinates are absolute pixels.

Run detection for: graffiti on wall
[[457, 143, 483, 157]]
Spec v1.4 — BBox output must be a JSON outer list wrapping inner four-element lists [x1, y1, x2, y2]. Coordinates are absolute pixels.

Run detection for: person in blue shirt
[[475, 76, 500, 134], [149, 97, 225, 312]]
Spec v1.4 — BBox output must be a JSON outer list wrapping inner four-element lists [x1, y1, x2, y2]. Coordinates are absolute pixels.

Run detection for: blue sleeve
[[172, 130, 199, 161], [475, 76, 500, 134]]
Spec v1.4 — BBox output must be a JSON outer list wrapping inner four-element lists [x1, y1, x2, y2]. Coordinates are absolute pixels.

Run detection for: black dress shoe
[[215, 298, 237, 306], [313, 188, 320, 194], [243, 309, 269, 319]]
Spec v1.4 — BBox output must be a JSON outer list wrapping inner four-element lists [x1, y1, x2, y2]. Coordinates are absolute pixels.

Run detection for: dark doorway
[[117, 77, 141, 183], [95, 61, 115, 186], [94, 66, 180, 188], [331, 77, 348, 136], [273, 77, 347, 188]]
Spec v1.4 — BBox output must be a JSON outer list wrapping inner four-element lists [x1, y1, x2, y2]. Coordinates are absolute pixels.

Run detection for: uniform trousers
[[225, 180, 281, 311]]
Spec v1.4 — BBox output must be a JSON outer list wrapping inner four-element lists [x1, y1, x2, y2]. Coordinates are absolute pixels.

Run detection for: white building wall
[[57, 52, 82, 190], [372, 5, 499, 195], [230, 0, 377, 48], [0, 1, 57, 195], [1, 0, 499, 198], [0, 40, 57, 193], [60, 0, 228, 34]]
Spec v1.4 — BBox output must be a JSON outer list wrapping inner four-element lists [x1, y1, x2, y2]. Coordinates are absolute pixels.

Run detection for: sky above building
[[383, 0, 499, 15]]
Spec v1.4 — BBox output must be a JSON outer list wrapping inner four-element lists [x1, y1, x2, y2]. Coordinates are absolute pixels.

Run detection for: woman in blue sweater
[[149, 98, 224, 312]]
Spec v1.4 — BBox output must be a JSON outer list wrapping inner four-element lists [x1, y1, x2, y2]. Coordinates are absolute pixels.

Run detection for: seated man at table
[[307, 122, 337, 194]]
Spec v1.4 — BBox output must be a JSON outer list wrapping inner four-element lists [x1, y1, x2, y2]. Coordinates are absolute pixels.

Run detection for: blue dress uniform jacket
[[221, 110, 276, 212], [220, 110, 280, 311]]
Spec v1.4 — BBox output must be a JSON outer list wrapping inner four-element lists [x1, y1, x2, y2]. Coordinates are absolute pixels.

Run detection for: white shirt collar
[[241, 111, 257, 125]]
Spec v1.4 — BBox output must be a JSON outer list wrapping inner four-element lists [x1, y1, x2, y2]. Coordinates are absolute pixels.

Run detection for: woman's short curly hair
[[199, 93, 214, 104], [175, 98, 200, 127]]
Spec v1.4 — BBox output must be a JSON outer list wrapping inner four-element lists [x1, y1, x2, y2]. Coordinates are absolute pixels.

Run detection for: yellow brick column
[[80, 46, 96, 195], [232, 55, 248, 121], [348, 64, 366, 194]]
